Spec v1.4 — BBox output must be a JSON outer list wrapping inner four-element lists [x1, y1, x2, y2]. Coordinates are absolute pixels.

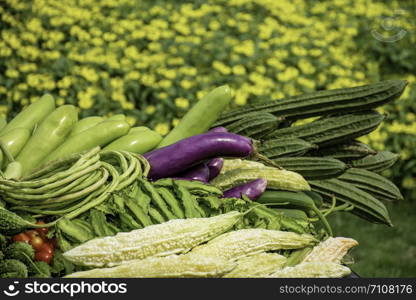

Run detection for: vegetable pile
[[0, 80, 407, 278]]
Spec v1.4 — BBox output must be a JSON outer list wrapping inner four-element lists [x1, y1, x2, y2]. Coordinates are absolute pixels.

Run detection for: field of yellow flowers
[[0, 0, 415, 202]]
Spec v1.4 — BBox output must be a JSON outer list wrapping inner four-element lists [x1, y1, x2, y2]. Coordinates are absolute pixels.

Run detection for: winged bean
[[124, 196, 153, 227], [148, 207, 166, 224], [141, 180, 176, 220], [156, 187, 185, 219], [136, 182, 152, 213], [175, 185, 201, 218]]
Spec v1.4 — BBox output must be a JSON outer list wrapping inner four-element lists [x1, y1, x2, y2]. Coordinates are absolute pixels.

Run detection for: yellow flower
[[276, 67, 299, 82], [80, 67, 99, 82], [173, 23, 191, 36], [197, 90, 208, 100], [0, 105, 8, 115], [111, 91, 126, 102], [271, 91, 285, 100], [126, 71, 141, 81], [43, 80, 56, 91], [400, 149, 411, 160], [146, 105, 156, 115], [155, 123, 170, 136], [30, 96, 40, 103], [180, 79, 193, 90], [212, 61, 231, 75], [232, 65, 246, 75], [91, 37, 104, 46], [406, 113, 415, 122], [234, 90, 248, 106], [110, 78, 124, 89], [234, 40, 255, 57], [19, 63, 37, 73], [45, 50, 60, 60], [227, 19, 237, 27], [149, 42, 162, 51], [6, 69, 19, 78], [256, 66, 266, 74], [291, 45, 308, 56], [298, 59, 316, 75], [161, 69, 176, 80], [78, 97, 93, 109], [297, 77, 316, 90], [309, 48, 323, 57], [209, 20, 221, 30], [402, 177, 416, 189], [318, 73, 327, 85], [56, 98, 65, 106], [59, 89, 68, 96], [167, 57, 184, 66], [172, 118, 180, 127], [158, 92, 169, 99], [267, 58, 286, 71], [175, 97, 189, 109], [0, 45, 12, 57], [121, 101, 134, 110], [126, 116, 137, 126], [103, 32, 117, 41], [179, 67, 197, 76], [12, 91, 21, 102], [141, 74, 156, 86], [27, 74, 40, 87]]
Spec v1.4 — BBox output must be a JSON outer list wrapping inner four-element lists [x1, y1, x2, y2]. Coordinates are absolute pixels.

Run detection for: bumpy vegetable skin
[[63, 211, 243, 267], [65, 254, 235, 278]]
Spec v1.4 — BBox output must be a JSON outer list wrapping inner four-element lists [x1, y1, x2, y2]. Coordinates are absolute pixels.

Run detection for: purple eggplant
[[174, 162, 210, 183], [222, 179, 267, 201], [143, 132, 253, 180], [209, 127, 228, 133], [207, 158, 224, 180]]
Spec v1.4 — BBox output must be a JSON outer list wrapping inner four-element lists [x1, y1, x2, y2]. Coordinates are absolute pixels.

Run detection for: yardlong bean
[[1, 147, 147, 220]]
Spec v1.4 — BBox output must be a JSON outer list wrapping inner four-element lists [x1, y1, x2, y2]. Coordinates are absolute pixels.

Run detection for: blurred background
[[0, 0, 415, 276]]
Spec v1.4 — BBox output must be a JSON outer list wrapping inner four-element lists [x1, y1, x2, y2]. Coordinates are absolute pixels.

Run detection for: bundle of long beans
[[0, 147, 149, 220]]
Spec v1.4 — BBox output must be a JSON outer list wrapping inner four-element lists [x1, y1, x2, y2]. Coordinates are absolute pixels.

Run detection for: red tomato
[[12, 233, 30, 243], [26, 230, 40, 238], [40, 243, 54, 254], [35, 251, 53, 264], [29, 236, 44, 251], [35, 221, 48, 238]]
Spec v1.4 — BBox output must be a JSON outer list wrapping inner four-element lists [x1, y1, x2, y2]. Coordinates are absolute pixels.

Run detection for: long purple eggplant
[[174, 162, 210, 183], [143, 132, 253, 180], [222, 179, 267, 201], [209, 127, 228, 133], [207, 158, 224, 180]]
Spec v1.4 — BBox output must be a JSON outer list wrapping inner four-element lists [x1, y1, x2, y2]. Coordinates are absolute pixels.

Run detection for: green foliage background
[[0, 0, 415, 276]]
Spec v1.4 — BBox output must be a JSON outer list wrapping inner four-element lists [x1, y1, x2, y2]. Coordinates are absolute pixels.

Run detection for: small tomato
[[12, 233, 30, 243], [35, 251, 53, 264]]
